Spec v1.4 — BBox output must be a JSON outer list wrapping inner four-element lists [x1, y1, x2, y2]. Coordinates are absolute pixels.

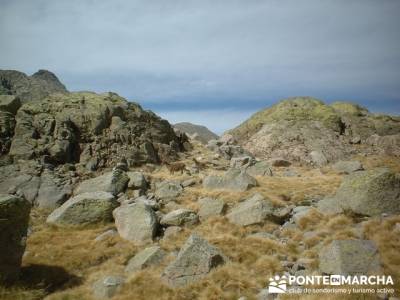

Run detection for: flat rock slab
[[125, 246, 166, 274], [162, 234, 227, 287]]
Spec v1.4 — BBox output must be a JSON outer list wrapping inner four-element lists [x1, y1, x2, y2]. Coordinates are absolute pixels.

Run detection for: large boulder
[[326, 168, 400, 216], [162, 234, 227, 287], [0, 95, 22, 115], [226, 193, 275, 226], [154, 181, 183, 201], [160, 209, 199, 226], [125, 246, 166, 274], [0, 173, 40, 203], [0, 164, 73, 210], [319, 240, 381, 275], [46, 192, 118, 226], [35, 170, 72, 209], [126, 171, 147, 191], [75, 168, 130, 196], [113, 203, 158, 244], [0, 194, 31, 283], [203, 168, 257, 192]]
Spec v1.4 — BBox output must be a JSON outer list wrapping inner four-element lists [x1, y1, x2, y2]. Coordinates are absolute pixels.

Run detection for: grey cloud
[[1, 0, 399, 132]]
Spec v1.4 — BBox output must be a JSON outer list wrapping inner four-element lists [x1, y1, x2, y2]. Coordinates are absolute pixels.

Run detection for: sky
[[1, 0, 400, 134]]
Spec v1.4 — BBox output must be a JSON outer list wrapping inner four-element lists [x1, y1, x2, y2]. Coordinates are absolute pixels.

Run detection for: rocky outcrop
[[207, 135, 253, 160], [174, 122, 219, 144], [8, 91, 183, 167], [228, 97, 400, 164], [0, 95, 22, 155], [0, 69, 67, 103], [320, 168, 400, 216], [319, 240, 381, 275], [0, 70, 185, 214], [113, 203, 158, 244], [0, 162, 74, 209], [162, 234, 227, 287], [46, 192, 118, 227], [0, 194, 31, 283]]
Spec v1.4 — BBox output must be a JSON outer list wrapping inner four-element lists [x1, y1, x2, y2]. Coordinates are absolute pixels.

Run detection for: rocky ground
[[1, 71, 399, 300], [1, 138, 399, 300]]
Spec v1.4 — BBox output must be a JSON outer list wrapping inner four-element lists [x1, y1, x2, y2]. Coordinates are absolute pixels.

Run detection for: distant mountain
[[174, 122, 219, 144], [227, 97, 400, 165], [0, 69, 68, 103]]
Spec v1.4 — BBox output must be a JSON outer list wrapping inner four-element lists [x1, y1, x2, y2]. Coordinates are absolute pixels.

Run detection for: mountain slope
[[174, 122, 218, 144]]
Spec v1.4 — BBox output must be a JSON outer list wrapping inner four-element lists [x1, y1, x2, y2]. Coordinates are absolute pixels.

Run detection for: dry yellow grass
[[2, 145, 399, 299]]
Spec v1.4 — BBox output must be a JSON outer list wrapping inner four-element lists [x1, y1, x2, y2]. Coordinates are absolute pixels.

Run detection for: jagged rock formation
[[228, 97, 400, 164], [0, 95, 21, 155], [0, 69, 67, 103], [0, 70, 186, 211], [9, 91, 183, 167], [174, 122, 218, 144]]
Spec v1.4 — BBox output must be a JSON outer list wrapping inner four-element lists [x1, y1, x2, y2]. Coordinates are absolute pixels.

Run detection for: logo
[[265, 274, 394, 295], [268, 275, 287, 293]]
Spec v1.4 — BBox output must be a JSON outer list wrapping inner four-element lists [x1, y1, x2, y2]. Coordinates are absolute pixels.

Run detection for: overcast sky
[[1, 0, 399, 133]]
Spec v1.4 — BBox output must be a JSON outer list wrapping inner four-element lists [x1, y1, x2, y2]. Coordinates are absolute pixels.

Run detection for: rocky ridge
[[228, 97, 400, 165]]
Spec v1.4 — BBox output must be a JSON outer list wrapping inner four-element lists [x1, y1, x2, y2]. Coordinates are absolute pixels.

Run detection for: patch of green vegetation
[[330, 101, 369, 116]]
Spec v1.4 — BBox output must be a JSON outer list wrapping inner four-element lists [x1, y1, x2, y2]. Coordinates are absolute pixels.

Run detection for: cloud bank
[[1, 0, 399, 132]]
